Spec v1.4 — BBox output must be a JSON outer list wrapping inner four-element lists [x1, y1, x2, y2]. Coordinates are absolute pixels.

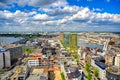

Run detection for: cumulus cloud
[[33, 14, 48, 20], [0, 0, 120, 32], [0, 0, 66, 8], [17, 0, 58, 7], [42, 7, 120, 28]]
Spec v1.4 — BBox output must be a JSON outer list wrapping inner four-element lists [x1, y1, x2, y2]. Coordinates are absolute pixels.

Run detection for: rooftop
[[31, 69, 44, 75], [106, 66, 120, 75], [26, 75, 47, 80], [5, 44, 21, 49], [54, 70, 62, 80], [28, 53, 42, 60], [95, 61, 107, 70], [67, 69, 81, 79], [0, 49, 7, 53]]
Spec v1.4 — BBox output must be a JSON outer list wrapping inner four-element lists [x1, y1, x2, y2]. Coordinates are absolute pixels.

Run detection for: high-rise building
[[0, 49, 11, 70], [69, 33, 78, 53], [62, 33, 78, 53], [103, 39, 110, 51], [63, 33, 70, 47], [6, 45, 23, 65], [114, 54, 120, 67], [59, 32, 64, 41], [105, 51, 115, 66]]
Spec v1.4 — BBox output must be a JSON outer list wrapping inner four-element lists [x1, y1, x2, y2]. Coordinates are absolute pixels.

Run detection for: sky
[[0, 0, 120, 32]]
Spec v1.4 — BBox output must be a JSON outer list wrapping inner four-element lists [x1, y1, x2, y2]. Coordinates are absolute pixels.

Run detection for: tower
[[103, 39, 110, 51]]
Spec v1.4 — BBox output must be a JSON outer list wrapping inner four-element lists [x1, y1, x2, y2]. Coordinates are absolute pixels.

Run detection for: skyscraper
[[69, 33, 78, 53]]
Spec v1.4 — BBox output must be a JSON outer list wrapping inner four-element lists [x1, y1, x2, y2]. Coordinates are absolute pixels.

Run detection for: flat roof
[[0, 49, 6, 53], [95, 61, 107, 70], [32, 69, 44, 74], [54, 70, 62, 80]]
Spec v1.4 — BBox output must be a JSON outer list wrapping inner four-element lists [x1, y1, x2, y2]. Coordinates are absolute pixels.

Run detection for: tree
[[85, 63, 90, 73], [76, 60, 80, 65], [87, 73, 92, 80], [94, 68, 99, 78], [61, 72, 66, 80], [73, 53, 78, 59]]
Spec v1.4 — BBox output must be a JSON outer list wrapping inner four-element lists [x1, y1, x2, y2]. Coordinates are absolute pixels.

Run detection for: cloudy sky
[[0, 0, 120, 32]]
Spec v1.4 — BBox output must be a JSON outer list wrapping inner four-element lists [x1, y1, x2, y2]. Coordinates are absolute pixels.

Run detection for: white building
[[28, 54, 42, 67], [28, 59, 39, 67], [114, 54, 120, 67], [0, 49, 11, 70], [103, 39, 110, 51], [0, 52, 4, 69], [91, 58, 107, 80]]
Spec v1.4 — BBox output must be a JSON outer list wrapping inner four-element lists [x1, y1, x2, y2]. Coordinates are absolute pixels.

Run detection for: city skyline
[[0, 0, 120, 32]]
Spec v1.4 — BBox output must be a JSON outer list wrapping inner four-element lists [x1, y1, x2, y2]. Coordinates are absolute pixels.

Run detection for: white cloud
[[43, 6, 120, 27], [33, 14, 48, 20], [0, 3, 120, 32], [50, 0, 67, 7], [92, 8, 103, 12]]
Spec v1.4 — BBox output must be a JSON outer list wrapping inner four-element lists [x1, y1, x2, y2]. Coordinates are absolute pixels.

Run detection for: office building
[[6, 45, 23, 65], [63, 33, 70, 47], [59, 32, 64, 41], [114, 54, 120, 67], [0, 49, 11, 70], [69, 33, 78, 53]]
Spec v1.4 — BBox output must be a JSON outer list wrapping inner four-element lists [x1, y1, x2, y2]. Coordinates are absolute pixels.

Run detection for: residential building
[[105, 50, 115, 66], [28, 54, 42, 67], [106, 66, 120, 80], [91, 57, 107, 80], [66, 68, 83, 80], [10, 65, 29, 80]]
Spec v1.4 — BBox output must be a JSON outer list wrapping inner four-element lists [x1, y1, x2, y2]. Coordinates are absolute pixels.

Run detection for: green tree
[[85, 63, 90, 73], [73, 53, 78, 59], [61, 72, 66, 80], [87, 73, 92, 80], [76, 60, 80, 65], [23, 47, 34, 54], [94, 68, 99, 77]]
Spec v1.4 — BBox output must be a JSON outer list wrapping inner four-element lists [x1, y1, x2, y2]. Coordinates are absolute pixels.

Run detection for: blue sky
[[0, 0, 120, 32]]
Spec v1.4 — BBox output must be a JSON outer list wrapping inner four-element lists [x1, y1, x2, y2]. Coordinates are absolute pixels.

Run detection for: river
[[78, 39, 103, 51], [0, 37, 24, 45]]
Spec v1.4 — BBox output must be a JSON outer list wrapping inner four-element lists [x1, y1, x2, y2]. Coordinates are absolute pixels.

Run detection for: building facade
[[114, 54, 120, 67], [59, 32, 64, 41], [28, 54, 42, 67], [106, 66, 120, 80], [6, 45, 23, 65], [0, 49, 11, 70], [69, 33, 78, 53], [63, 33, 70, 47]]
